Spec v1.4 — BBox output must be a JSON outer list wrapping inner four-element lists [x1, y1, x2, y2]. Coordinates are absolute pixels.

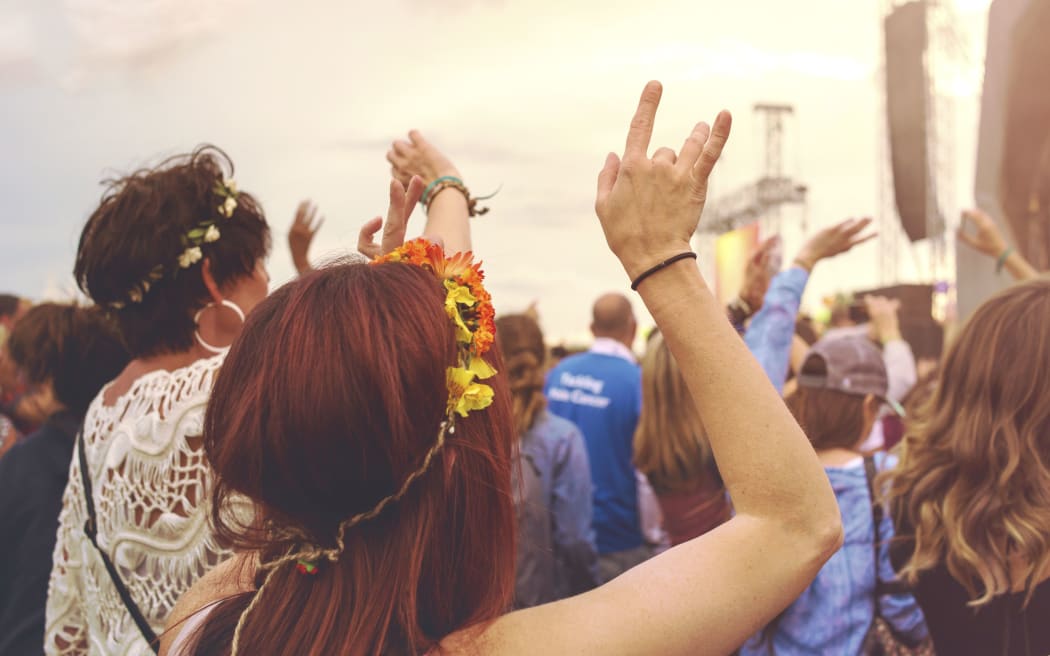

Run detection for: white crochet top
[[45, 355, 233, 655]]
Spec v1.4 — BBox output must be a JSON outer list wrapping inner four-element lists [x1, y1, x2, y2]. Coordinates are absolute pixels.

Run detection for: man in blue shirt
[[545, 293, 646, 582]]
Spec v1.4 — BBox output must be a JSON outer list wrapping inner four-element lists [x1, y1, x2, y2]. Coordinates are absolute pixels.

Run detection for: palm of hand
[[388, 130, 459, 186]]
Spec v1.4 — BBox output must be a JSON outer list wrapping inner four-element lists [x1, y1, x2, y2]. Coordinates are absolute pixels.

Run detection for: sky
[[0, 0, 992, 345]]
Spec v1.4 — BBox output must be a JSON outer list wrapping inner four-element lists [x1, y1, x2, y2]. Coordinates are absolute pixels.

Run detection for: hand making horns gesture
[[595, 80, 732, 281]]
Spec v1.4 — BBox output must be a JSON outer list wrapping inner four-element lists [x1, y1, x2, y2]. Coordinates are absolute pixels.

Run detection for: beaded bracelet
[[422, 178, 495, 217], [421, 176, 462, 206]]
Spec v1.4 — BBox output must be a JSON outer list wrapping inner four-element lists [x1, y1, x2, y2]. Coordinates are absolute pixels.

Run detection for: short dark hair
[[7, 303, 130, 417], [0, 295, 22, 319], [74, 145, 271, 358]]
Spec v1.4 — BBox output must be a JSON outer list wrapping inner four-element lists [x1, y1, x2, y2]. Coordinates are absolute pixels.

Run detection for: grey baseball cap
[[797, 335, 905, 416]]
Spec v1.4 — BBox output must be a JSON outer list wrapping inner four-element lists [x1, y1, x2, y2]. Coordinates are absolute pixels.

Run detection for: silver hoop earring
[[194, 299, 246, 355]]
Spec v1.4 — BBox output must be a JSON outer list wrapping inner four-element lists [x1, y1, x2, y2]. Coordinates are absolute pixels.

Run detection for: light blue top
[[738, 453, 928, 655], [744, 266, 809, 394]]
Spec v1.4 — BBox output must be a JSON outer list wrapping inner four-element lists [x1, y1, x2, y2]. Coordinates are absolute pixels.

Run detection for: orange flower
[[372, 237, 498, 414]]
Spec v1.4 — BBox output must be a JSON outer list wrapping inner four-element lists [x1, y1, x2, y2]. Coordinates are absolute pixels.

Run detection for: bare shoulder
[[157, 552, 256, 655]]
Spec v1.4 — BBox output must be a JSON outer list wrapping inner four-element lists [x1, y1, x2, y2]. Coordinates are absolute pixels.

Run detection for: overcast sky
[[0, 0, 991, 344]]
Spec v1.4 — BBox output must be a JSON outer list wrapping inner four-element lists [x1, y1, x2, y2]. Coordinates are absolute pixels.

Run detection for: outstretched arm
[[468, 82, 843, 656], [745, 218, 875, 391], [958, 208, 1039, 281], [288, 201, 324, 275], [386, 131, 472, 254]]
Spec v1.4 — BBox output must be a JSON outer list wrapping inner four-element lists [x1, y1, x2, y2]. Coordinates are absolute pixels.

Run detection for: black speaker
[[999, 0, 1050, 269], [885, 1, 939, 242], [856, 284, 943, 360]]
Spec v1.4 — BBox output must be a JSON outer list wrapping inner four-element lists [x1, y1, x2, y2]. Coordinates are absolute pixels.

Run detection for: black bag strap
[[863, 457, 910, 604], [77, 431, 160, 653]]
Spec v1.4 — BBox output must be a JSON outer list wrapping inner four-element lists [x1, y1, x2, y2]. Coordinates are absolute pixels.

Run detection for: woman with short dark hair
[[0, 303, 128, 654], [45, 146, 273, 655]]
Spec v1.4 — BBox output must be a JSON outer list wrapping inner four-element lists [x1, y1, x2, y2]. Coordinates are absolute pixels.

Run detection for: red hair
[[197, 259, 516, 654]]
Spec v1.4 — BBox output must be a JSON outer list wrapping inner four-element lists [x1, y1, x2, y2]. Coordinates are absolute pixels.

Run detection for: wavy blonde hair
[[633, 332, 716, 494], [883, 277, 1050, 606], [495, 314, 548, 436]]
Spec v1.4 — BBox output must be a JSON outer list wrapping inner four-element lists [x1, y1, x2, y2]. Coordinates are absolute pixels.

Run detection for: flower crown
[[373, 238, 497, 418], [227, 239, 500, 654], [106, 178, 239, 309]]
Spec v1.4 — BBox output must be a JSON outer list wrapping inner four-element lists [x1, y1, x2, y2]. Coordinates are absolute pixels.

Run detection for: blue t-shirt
[[545, 351, 642, 554]]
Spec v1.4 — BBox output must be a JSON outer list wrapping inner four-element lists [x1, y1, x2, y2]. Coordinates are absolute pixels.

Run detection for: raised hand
[[793, 217, 876, 272], [863, 295, 903, 345], [357, 176, 426, 259], [595, 81, 732, 280], [957, 208, 1008, 258], [288, 201, 324, 275], [740, 236, 779, 311], [387, 130, 460, 187]]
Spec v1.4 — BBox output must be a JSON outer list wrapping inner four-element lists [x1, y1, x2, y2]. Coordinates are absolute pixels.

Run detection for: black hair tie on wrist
[[630, 252, 698, 291]]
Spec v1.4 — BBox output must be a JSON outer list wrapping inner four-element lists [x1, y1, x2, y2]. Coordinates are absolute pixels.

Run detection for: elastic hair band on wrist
[[996, 246, 1014, 274], [421, 176, 463, 206], [630, 252, 698, 291]]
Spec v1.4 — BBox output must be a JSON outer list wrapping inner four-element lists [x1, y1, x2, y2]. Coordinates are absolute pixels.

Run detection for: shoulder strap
[[863, 456, 884, 614], [77, 431, 160, 653]]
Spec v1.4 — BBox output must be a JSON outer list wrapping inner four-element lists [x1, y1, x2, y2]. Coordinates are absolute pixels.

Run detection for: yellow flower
[[468, 357, 497, 380], [446, 364, 495, 417], [456, 382, 494, 417], [204, 225, 221, 242], [444, 282, 476, 343]]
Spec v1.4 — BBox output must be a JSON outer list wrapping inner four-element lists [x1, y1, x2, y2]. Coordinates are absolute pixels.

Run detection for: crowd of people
[[0, 80, 1047, 655]]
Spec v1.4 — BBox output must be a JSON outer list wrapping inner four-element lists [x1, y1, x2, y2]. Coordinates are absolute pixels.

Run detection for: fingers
[[380, 178, 418, 255], [844, 216, 874, 234], [677, 121, 712, 171], [956, 227, 980, 250], [694, 110, 732, 181], [596, 152, 621, 206], [405, 175, 425, 210], [848, 231, 879, 249], [652, 147, 677, 166], [624, 81, 663, 160], [357, 216, 383, 259]]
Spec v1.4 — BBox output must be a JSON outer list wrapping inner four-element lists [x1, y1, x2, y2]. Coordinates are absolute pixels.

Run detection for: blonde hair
[[633, 332, 716, 494], [495, 314, 547, 436], [883, 278, 1050, 606]]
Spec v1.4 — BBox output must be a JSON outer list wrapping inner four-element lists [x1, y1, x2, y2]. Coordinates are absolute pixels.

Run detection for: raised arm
[[287, 200, 324, 275], [745, 218, 875, 391], [958, 208, 1039, 281], [470, 82, 843, 656], [385, 131, 472, 254]]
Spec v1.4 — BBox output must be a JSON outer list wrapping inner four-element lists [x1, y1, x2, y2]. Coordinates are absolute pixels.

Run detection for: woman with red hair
[[161, 82, 843, 656]]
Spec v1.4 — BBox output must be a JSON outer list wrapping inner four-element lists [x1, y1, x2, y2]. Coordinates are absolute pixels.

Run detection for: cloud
[[61, 0, 248, 74], [593, 39, 872, 82], [0, 11, 39, 82]]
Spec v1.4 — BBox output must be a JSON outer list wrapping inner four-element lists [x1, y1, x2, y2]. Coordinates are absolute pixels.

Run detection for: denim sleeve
[[550, 423, 600, 594], [744, 267, 809, 394]]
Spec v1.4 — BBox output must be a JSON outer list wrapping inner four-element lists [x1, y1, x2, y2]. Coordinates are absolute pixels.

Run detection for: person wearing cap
[[740, 335, 928, 655]]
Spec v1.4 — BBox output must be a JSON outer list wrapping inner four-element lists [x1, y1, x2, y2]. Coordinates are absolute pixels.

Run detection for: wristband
[[996, 246, 1014, 274], [420, 176, 463, 206], [630, 252, 698, 291]]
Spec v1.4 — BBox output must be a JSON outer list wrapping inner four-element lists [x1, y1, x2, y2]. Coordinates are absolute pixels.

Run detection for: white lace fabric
[[45, 355, 234, 655]]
